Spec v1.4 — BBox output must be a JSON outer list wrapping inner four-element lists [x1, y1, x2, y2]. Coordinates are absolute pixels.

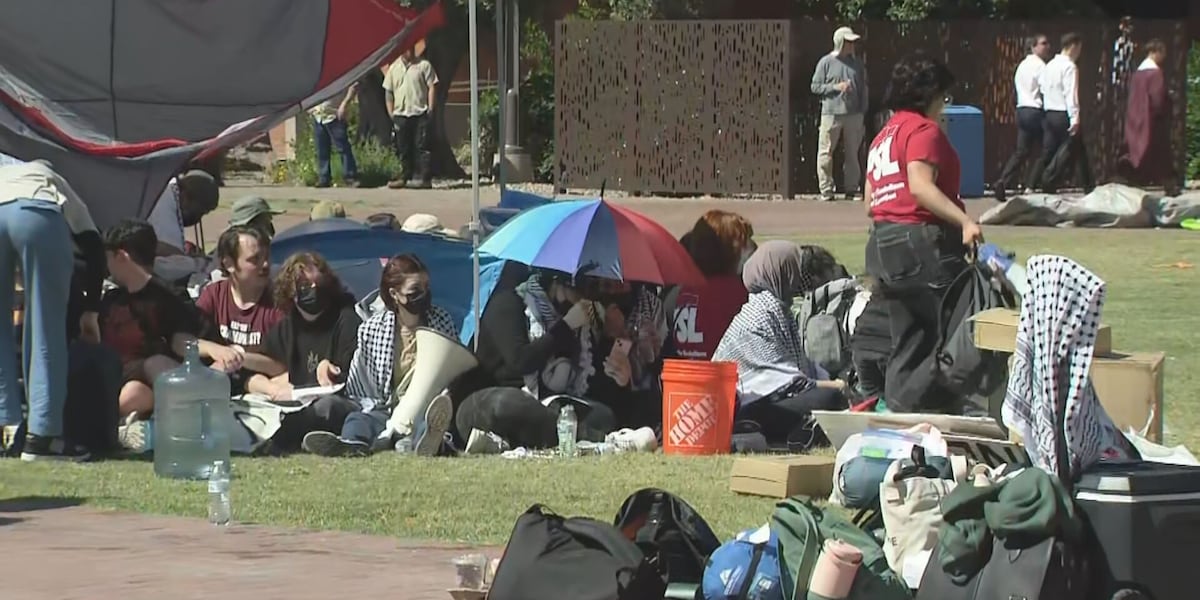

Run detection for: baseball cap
[[229, 196, 284, 226], [401, 213, 457, 237], [834, 26, 861, 44], [310, 200, 347, 220]]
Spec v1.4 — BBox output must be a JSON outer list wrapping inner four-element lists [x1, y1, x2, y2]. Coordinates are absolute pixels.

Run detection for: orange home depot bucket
[[661, 359, 738, 455]]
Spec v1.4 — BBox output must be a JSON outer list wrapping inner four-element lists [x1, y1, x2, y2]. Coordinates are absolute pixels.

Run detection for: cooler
[[1075, 460, 1200, 600], [938, 105, 984, 198]]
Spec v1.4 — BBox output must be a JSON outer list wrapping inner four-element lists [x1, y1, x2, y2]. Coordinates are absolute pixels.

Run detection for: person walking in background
[[384, 45, 439, 190], [811, 26, 869, 202], [309, 82, 360, 189], [1036, 32, 1093, 195], [1112, 17, 1135, 88], [993, 34, 1051, 202], [1120, 39, 1179, 196]]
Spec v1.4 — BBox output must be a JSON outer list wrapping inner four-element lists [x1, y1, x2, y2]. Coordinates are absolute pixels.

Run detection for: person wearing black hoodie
[[247, 251, 361, 451]]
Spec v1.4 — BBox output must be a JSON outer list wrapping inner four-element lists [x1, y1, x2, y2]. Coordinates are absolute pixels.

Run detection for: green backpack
[[770, 497, 911, 600]]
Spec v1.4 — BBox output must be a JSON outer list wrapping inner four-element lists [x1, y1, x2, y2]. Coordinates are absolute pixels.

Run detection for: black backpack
[[934, 263, 1017, 419], [614, 488, 722, 584], [489, 505, 667, 600]]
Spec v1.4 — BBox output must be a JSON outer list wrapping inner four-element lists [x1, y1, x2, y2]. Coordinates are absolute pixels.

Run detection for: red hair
[[683, 210, 755, 277]]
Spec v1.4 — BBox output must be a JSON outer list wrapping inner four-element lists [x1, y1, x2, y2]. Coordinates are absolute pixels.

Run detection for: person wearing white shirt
[[994, 34, 1051, 202], [1035, 32, 1093, 194]]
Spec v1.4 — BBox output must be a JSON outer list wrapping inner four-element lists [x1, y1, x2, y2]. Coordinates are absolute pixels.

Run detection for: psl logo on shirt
[[673, 293, 703, 345]]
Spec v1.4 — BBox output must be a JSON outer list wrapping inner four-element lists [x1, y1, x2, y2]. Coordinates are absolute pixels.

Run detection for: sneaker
[[464, 428, 510, 455], [118, 413, 150, 453], [412, 180, 433, 190], [342, 177, 361, 188], [819, 194, 835, 202], [605, 427, 658, 453], [843, 192, 859, 201], [301, 431, 370, 457], [412, 393, 453, 457], [20, 434, 90, 462], [386, 179, 408, 189], [315, 180, 332, 189]]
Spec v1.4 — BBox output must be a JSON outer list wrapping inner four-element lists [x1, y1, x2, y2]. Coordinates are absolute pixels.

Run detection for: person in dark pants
[[309, 82, 359, 188], [863, 54, 982, 413], [993, 34, 1051, 202], [1034, 32, 1092, 195], [355, 67, 394, 149], [383, 47, 439, 189]]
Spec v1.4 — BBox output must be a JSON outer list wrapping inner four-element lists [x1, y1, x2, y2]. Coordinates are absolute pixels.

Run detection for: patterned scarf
[[514, 276, 594, 397], [713, 291, 817, 404], [1002, 255, 1134, 480]]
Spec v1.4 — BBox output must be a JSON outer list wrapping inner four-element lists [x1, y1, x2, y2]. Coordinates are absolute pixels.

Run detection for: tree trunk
[[424, 2, 469, 180]]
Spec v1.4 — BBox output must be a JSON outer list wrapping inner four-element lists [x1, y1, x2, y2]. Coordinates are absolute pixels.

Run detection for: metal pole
[[495, 0, 507, 189], [509, 0, 520, 147], [469, 0, 482, 351]]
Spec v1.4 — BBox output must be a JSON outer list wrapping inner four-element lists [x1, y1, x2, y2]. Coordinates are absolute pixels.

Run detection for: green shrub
[[1187, 43, 1200, 181], [274, 116, 402, 188]]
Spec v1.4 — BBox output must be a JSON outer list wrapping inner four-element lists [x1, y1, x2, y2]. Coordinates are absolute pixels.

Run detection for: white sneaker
[[464, 428, 510, 455], [118, 414, 150, 453], [412, 393, 453, 457], [605, 427, 658, 453]]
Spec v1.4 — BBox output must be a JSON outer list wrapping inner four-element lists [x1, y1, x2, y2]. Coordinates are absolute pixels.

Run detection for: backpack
[[702, 526, 784, 600], [489, 504, 668, 600], [933, 264, 1017, 419], [771, 497, 911, 600], [616, 488, 723, 584], [798, 277, 862, 378]]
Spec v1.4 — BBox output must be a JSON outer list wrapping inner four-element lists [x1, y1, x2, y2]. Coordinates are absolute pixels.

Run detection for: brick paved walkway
[[0, 498, 498, 600]]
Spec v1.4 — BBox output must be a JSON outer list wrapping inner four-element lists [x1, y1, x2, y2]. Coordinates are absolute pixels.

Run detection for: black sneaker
[[301, 431, 370, 457], [20, 434, 91, 462]]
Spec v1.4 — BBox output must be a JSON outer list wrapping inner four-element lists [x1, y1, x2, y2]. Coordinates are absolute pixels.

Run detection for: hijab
[[741, 241, 835, 304]]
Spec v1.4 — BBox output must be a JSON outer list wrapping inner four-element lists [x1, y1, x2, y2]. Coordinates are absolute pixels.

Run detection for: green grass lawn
[[2, 228, 1197, 545]]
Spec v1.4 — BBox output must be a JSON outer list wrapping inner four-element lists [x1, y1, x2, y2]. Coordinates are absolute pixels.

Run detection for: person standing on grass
[[993, 34, 1051, 203], [1035, 32, 1093, 195], [309, 82, 360, 188], [1120, 39, 1179, 197], [811, 26, 868, 202], [864, 54, 983, 413], [384, 45, 438, 190]]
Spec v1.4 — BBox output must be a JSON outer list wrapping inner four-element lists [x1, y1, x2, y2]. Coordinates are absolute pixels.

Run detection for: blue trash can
[[940, 105, 984, 198]]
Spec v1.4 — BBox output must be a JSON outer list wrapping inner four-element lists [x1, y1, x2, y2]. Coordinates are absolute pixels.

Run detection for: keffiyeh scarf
[[713, 291, 818, 406], [1002, 255, 1133, 480], [515, 276, 595, 397]]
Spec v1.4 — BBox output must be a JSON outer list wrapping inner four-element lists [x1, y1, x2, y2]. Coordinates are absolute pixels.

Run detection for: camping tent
[[0, 0, 444, 230]]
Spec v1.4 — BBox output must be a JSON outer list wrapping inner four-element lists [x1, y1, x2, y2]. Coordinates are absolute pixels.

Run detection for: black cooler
[[1075, 460, 1200, 600]]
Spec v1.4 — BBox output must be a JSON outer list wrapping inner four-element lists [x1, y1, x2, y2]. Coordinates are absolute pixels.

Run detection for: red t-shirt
[[673, 274, 748, 360], [195, 279, 285, 352], [866, 110, 963, 224]]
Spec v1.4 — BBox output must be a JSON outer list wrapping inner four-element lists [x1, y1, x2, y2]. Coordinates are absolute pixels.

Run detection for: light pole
[[468, 0, 482, 349]]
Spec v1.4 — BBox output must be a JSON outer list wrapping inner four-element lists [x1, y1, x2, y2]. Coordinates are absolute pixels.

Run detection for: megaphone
[[389, 327, 479, 435]]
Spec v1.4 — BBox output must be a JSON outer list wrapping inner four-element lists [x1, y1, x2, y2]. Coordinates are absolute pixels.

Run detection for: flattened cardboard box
[[973, 308, 1112, 356], [730, 455, 834, 499]]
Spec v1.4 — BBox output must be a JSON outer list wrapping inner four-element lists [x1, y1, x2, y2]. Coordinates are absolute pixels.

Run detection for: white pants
[[816, 113, 866, 197]]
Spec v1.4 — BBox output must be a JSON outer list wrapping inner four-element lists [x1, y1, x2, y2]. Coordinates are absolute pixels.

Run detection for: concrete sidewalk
[[0, 499, 499, 600]]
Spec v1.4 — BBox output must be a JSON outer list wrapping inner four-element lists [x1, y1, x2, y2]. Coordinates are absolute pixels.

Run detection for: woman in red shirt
[[863, 54, 984, 413], [673, 210, 756, 360]]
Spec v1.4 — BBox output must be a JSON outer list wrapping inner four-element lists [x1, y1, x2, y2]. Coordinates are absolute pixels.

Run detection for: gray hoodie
[[811, 48, 868, 116]]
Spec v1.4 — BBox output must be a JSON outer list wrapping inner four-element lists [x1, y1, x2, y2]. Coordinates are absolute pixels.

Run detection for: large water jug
[[153, 339, 233, 479]]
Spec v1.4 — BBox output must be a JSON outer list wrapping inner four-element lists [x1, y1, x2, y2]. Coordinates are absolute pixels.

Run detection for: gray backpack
[[797, 277, 861, 377]]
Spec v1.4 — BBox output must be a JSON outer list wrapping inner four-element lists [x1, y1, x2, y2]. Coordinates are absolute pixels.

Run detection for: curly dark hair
[[882, 53, 956, 115], [273, 251, 344, 308]]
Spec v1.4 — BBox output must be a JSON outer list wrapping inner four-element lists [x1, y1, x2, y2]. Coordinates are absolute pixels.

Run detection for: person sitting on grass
[[196, 226, 286, 396], [245, 252, 361, 452], [712, 240, 847, 450], [100, 220, 207, 421], [302, 254, 459, 457]]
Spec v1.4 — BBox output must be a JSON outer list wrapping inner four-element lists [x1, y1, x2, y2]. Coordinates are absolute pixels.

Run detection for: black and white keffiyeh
[[1002, 255, 1132, 479], [345, 305, 459, 411], [515, 276, 595, 397], [713, 291, 818, 406]]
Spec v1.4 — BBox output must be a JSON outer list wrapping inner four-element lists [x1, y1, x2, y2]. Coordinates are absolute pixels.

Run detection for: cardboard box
[[1092, 352, 1165, 442], [973, 308, 1112, 355], [730, 455, 834, 499]]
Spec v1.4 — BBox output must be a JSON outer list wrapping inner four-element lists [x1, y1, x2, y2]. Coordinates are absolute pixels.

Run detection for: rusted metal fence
[[555, 18, 1187, 197]]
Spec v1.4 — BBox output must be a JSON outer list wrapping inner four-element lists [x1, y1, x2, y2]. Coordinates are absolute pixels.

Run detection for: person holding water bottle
[[863, 54, 984, 414]]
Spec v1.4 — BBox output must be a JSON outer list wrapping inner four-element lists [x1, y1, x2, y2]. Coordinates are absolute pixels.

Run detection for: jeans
[[313, 118, 358, 185], [0, 199, 73, 437], [342, 409, 389, 444], [273, 394, 359, 451], [393, 113, 431, 184], [1036, 110, 1093, 193], [455, 387, 616, 449], [996, 107, 1045, 192], [865, 221, 968, 413], [816, 113, 866, 196]]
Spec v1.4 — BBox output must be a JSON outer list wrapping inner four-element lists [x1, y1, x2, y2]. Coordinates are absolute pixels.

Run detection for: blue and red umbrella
[[478, 199, 704, 286]]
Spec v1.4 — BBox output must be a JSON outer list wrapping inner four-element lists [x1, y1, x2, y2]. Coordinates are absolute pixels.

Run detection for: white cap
[[401, 213, 458, 237], [834, 26, 861, 44]]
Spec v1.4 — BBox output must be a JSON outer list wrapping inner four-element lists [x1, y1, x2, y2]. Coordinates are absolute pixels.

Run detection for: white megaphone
[[387, 327, 479, 437]]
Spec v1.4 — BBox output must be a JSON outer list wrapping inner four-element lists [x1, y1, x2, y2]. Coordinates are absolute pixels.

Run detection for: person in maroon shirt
[[196, 226, 286, 393], [863, 54, 984, 413], [674, 210, 756, 360]]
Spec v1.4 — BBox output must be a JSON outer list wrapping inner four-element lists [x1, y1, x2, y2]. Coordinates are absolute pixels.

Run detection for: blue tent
[[271, 219, 501, 337]]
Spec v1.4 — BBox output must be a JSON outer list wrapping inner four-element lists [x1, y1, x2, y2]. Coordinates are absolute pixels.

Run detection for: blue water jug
[[153, 339, 232, 479]]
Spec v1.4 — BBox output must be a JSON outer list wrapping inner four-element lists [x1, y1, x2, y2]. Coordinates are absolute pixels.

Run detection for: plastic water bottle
[[208, 460, 231, 526], [153, 339, 232, 479], [557, 405, 578, 458]]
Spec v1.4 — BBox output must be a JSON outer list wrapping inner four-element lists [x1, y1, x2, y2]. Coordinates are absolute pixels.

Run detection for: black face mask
[[296, 286, 329, 315], [402, 289, 432, 315]]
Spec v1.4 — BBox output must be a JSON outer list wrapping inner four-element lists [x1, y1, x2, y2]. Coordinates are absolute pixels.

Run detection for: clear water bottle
[[208, 460, 231, 526], [153, 339, 233, 479], [557, 404, 578, 458]]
